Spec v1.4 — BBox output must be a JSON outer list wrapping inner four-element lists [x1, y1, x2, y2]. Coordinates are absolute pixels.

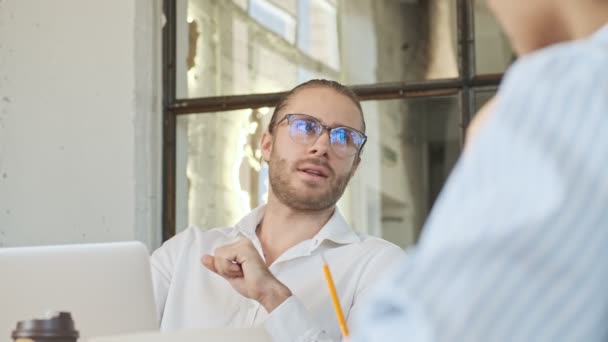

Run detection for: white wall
[[0, 0, 162, 250]]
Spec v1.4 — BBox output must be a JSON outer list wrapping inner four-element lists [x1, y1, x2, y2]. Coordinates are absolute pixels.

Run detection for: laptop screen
[[0, 241, 158, 339]]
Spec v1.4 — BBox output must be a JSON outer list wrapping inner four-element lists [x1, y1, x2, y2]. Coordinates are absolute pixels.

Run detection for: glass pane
[[231, 0, 247, 11], [175, 96, 461, 248], [249, 0, 296, 44], [474, 0, 514, 74], [369, 96, 461, 246], [175, 108, 273, 231], [297, 0, 340, 70], [177, 0, 459, 98]]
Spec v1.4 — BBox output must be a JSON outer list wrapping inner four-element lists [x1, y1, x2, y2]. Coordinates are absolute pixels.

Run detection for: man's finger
[[202, 255, 243, 278], [201, 255, 218, 273], [215, 256, 243, 277], [220, 260, 243, 277]]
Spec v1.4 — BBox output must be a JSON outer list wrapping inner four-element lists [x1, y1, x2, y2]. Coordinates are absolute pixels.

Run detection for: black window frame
[[161, 0, 503, 242]]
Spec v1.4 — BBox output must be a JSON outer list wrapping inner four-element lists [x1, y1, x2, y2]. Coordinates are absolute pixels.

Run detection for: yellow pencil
[[321, 253, 349, 339]]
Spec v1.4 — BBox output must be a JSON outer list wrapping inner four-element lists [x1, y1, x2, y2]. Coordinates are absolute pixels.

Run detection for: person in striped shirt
[[353, 0, 608, 341]]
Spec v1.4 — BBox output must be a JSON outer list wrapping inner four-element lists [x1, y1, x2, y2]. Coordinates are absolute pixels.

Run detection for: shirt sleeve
[[265, 244, 405, 342], [149, 227, 193, 324], [150, 243, 173, 324], [264, 295, 330, 342], [351, 43, 608, 342]]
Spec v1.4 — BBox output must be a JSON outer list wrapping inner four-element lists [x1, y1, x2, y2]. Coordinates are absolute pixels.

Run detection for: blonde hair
[[267, 79, 365, 134]]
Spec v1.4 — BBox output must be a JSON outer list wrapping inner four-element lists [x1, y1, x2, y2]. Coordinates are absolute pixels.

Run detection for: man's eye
[[333, 130, 345, 143], [304, 122, 316, 132], [294, 119, 317, 133]]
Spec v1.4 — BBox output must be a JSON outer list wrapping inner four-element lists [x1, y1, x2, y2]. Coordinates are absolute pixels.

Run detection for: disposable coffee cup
[[12, 312, 79, 342]]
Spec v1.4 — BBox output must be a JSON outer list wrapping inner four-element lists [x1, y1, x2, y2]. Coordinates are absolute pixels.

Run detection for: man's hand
[[201, 239, 292, 312]]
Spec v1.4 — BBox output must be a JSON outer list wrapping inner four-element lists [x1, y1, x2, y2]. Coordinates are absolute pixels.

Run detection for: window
[[162, 0, 510, 246], [249, 0, 296, 44]]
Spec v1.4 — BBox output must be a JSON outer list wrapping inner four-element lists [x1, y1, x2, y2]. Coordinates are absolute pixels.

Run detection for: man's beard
[[268, 155, 353, 211]]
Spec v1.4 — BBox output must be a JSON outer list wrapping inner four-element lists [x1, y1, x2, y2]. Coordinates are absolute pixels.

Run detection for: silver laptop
[[0, 241, 158, 340]]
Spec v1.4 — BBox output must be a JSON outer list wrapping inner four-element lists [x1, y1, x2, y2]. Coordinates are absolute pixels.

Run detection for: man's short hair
[[267, 79, 366, 134]]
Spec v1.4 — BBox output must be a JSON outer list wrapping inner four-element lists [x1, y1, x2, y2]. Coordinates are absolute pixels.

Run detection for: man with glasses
[[150, 79, 403, 341]]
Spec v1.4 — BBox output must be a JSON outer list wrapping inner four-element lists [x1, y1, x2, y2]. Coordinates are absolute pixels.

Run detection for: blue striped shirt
[[353, 24, 608, 342]]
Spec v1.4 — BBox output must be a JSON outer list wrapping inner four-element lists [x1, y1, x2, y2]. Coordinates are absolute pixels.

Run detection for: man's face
[[487, 0, 563, 55], [261, 87, 363, 211]]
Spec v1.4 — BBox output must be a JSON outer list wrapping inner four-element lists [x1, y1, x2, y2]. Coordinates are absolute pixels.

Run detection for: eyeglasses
[[271, 113, 367, 158]]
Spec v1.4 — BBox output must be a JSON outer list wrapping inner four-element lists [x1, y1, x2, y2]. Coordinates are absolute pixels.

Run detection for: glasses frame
[[271, 113, 368, 157]]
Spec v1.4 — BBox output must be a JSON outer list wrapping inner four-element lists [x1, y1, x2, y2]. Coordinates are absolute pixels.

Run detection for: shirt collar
[[311, 207, 361, 246], [232, 205, 265, 240], [231, 204, 361, 247]]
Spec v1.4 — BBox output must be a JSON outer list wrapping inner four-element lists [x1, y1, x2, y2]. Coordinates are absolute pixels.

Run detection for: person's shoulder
[[495, 36, 607, 127], [152, 225, 237, 257], [166, 225, 235, 243], [347, 235, 406, 281], [504, 37, 606, 88], [356, 234, 405, 258]]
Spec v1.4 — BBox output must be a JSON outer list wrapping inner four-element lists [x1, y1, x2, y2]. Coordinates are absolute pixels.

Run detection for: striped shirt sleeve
[[352, 30, 608, 342]]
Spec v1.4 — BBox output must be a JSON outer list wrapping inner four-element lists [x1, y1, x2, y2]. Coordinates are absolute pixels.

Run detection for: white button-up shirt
[[151, 205, 404, 341]]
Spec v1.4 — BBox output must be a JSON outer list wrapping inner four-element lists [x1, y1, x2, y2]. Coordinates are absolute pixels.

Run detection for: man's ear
[[260, 130, 273, 162]]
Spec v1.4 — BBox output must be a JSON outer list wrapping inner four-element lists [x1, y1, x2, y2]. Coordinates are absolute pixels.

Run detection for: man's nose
[[308, 129, 331, 157]]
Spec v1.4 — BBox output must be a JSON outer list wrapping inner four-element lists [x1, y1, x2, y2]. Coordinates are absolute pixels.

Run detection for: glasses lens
[[285, 114, 365, 157], [330, 128, 364, 156], [289, 115, 320, 144]]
